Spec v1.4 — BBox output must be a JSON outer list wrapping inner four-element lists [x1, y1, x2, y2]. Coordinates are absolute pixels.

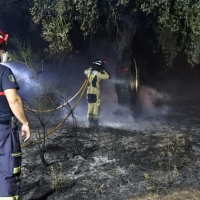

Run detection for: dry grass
[[127, 189, 200, 200]]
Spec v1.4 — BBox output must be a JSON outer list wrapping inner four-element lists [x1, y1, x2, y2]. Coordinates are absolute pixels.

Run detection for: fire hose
[[24, 78, 88, 113], [21, 78, 89, 149]]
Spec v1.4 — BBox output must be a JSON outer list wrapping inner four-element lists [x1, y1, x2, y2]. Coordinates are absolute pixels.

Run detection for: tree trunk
[[115, 25, 141, 117]]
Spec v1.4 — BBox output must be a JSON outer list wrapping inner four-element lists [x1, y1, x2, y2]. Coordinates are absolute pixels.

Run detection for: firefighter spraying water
[[84, 59, 110, 128]]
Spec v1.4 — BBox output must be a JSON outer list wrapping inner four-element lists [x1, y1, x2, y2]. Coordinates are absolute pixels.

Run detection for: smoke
[[138, 85, 171, 117], [1, 42, 172, 131], [65, 53, 172, 130], [2, 62, 38, 101]]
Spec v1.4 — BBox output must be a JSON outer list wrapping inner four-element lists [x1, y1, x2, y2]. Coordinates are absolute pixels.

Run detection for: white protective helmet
[[93, 59, 102, 66]]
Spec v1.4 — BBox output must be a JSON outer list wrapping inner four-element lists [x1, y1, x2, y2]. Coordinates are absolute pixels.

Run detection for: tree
[[30, 0, 141, 115], [30, 0, 200, 116]]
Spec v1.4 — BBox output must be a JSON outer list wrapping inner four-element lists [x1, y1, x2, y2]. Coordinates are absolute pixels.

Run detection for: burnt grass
[[20, 78, 200, 200], [20, 113, 200, 199]]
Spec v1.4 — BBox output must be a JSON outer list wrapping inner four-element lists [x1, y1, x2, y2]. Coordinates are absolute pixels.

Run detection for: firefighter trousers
[[0, 124, 21, 200], [87, 93, 101, 120]]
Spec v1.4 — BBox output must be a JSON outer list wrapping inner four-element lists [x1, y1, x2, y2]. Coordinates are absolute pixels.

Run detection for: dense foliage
[[31, 0, 200, 66], [141, 0, 200, 65], [30, 0, 137, 56], [1, 0, 200, 65]]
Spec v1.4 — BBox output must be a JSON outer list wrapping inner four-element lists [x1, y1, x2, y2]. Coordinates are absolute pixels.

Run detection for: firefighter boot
[[88, 119, 93, 128], [93, 119, 99, 129]]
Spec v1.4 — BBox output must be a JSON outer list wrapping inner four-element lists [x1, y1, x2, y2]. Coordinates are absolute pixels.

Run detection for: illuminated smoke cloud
[[1, 62, 37, 101], [138, 85, 171, 117], [1, 59, 171, 130]]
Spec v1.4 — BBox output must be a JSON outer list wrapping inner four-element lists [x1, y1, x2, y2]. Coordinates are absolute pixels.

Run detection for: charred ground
[[20, 71, 200, 200]]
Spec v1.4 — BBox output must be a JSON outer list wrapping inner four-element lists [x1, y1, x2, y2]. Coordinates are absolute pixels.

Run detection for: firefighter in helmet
[[84, 59, 110, 128], [0, 30, 10, 63]]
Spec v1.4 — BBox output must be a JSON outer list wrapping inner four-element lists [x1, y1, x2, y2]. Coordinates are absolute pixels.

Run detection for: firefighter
[[84, 59, 110, 128], [0, 52, 31, 200], [0, 30, 10, 63]]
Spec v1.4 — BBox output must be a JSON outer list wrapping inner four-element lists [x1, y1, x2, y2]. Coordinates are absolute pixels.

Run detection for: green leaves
[[31, 0, 99, 55], [30, 0, 133, 56], [30, 0, 200, 66], [141, 0, 200, 65]]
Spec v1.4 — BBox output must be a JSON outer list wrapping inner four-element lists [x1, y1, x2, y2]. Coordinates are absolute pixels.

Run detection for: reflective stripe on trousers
[[0, 125, 21, 198]]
